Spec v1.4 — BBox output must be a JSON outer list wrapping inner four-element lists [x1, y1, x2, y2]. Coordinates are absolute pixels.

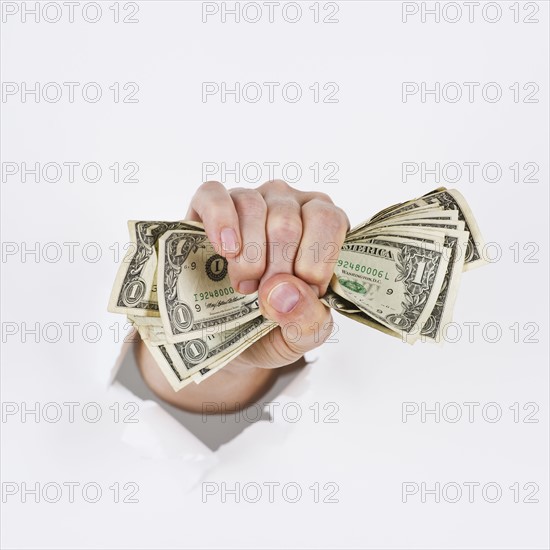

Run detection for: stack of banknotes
[[108, 187, 485, 391]]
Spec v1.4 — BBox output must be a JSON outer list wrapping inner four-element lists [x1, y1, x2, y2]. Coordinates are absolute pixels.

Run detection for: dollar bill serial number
[[337, 259, 390, 280], [195, 287, 235, 302]]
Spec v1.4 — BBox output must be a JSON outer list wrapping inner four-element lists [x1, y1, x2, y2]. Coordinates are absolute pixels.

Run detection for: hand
[[136, 180, 349, 411], [185, 179, 350, 371]]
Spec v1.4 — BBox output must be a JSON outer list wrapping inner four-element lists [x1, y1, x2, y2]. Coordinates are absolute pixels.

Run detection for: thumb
[[259, 273, 334, 358]]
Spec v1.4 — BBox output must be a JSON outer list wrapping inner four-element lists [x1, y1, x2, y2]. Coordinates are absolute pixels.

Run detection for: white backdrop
[[1, 1, 548, 548]]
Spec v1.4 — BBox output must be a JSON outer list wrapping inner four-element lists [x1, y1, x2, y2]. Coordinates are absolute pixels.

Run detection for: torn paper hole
[[110, 330, 310, 454]]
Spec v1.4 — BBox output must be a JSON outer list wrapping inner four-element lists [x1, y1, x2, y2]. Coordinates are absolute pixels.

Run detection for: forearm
[[135, 338, 278, 414]]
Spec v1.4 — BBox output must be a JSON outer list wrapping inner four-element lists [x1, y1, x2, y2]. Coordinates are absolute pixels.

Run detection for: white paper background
[[1, 1, 548, 548]]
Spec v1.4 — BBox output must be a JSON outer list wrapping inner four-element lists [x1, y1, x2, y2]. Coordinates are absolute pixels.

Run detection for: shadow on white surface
[[115, 346, 303, 451]]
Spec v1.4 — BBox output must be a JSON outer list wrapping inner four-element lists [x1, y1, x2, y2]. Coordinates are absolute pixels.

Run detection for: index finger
[[186, 181, 242, 258]]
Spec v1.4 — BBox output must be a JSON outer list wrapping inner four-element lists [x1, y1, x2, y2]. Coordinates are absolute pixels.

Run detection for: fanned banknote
[[108, 187, 486, 391], [108, 220, 203, 317], [157, 230, 263, 343]]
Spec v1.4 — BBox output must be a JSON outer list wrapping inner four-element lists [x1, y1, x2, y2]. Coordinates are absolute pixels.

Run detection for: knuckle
[[199, 180, 225, 194], [262, 178, 291, 193], [228, 186, 247, 195], [311, 191, 333, 204], [271, 338, 301, 365], [334, 205, 350, 231], [305, 200, 348, 233], [193, 181, 224, 213], [232, 189, 267, 219], [282, 307, 308, 329], [269, 215, 302, 245]]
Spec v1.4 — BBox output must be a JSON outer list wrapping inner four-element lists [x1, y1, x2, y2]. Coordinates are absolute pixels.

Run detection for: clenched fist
[[137, 180, 349, 412]]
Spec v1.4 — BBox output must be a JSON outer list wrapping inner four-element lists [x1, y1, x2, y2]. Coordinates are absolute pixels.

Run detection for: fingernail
[[267, 282, 300, 314], [220, 227, 239, 253], [238, 279, 259, 294]]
